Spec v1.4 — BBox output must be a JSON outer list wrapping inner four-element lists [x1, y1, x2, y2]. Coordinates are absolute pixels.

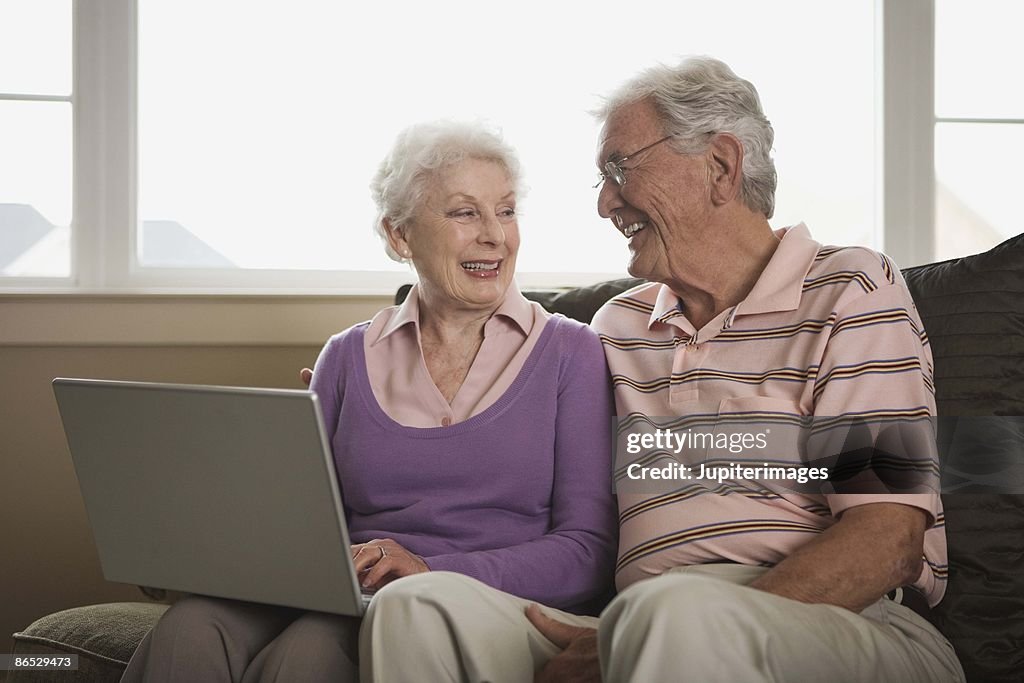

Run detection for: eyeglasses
[[594, 135, 673, 189]]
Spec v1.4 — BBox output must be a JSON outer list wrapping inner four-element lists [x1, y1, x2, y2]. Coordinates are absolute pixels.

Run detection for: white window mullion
[[73, 0, 136, 290], [879, 0, 935, 267], [72, 0, 102, 289]]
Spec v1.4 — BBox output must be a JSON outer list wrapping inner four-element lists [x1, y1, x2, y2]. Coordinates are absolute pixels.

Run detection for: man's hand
[[300, 368, 313, 386], [525, 604, 601, 683], [351, 538, 429, 591]]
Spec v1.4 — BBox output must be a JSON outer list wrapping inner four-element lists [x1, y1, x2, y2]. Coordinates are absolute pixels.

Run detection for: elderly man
[[359, 57, 964, 683]]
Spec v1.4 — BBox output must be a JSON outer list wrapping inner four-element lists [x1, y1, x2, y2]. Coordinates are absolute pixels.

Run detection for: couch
[[7, 234, 1023, 683]]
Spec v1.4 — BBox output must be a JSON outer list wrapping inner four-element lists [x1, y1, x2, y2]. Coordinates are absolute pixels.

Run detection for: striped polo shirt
[[592, 223, 947, 605]]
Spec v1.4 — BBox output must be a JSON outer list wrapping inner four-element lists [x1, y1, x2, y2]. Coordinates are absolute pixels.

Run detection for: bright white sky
[[933, 0, 1024, 258], [134, 0, 877, 271], [0, 0, 72, 234], [1, 0, 1020, 276]]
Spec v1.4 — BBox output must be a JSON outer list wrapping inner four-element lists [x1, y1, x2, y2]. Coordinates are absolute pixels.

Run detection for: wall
[[0, 294, 391, 644]]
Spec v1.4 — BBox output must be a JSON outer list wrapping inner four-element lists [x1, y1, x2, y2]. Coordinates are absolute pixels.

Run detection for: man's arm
[[749, 501, 928, 612], [772, 276, 940, 612]]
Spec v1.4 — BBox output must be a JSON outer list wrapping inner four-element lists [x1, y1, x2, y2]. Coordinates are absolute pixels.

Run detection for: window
[[133, 0, 876, 288], [934, 0, 1024, 261], [0, 1, 72, 280], [4, 1, 1012, 293]]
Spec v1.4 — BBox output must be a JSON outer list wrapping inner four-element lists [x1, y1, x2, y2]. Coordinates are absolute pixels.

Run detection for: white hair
[[370, 120, 524, 262], [594, 56, 777, 218]]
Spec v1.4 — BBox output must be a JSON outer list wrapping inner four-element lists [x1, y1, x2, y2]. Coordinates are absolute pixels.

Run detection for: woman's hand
[[351, 538, 429, 590]]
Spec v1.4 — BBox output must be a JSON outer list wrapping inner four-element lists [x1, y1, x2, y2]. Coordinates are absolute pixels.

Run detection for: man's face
[[596, 98, 713, 283]]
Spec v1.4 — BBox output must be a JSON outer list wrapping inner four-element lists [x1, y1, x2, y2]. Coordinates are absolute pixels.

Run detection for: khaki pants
[[360, 566, 965, 683], [120, 596, 360, 683]]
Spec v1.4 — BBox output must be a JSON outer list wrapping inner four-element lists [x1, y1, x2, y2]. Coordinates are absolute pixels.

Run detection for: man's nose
[[597, 178, 624, 219]]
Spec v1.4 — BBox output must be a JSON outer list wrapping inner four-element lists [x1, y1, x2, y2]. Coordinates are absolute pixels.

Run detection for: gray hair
[[371, 121, 523, 262], [595, 56, 777, 219]]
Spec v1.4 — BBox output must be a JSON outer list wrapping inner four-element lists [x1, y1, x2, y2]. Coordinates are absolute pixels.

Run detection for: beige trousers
[[360, 566, 966, 683], [120, 596, 360, 683]]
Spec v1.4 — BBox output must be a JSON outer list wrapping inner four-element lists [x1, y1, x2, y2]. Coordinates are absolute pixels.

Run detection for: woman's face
[[390, 158, 520, 312]]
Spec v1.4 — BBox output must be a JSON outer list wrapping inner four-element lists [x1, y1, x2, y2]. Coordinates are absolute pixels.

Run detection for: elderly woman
[[120, 121, 616, 683]]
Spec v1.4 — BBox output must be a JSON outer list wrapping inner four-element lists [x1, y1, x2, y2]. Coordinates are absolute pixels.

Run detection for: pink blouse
[[363, 285, 552, 428]]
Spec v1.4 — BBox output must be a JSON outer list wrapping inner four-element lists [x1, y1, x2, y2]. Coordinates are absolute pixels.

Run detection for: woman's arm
[[308, 332, 347, 438]]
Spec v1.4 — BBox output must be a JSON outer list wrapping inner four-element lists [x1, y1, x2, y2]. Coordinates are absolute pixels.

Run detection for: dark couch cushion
[[902, 233, 1024, 417], [902, 234, 1024, 683], [520, 279, 646, 323], [395, 279, 645, 323]]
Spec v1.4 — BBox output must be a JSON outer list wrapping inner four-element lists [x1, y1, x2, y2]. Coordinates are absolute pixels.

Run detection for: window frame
[[2, 0, 946, 294], [879, 0, 936, 268]]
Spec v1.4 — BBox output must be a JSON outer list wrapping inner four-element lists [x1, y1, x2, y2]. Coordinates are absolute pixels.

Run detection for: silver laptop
[[53, 378, 372, 616]]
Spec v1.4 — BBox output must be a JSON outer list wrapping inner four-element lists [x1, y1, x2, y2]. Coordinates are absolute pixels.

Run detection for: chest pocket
[[712, 396, 807, 467]]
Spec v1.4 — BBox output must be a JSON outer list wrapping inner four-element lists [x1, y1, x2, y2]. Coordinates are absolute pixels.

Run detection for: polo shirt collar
[[647, 223, 820, 328], [374, 282, 533, 344], [737, 223, 820, 315], [649, 285, 688, 329]]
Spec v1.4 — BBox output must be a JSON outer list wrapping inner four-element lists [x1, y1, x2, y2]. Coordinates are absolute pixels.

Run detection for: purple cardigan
[[310, 314, 617, 610]]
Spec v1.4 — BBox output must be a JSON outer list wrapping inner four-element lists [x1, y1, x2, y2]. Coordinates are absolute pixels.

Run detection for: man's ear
[[706, 133, 744, 206], [383, 218, 410, 259]]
